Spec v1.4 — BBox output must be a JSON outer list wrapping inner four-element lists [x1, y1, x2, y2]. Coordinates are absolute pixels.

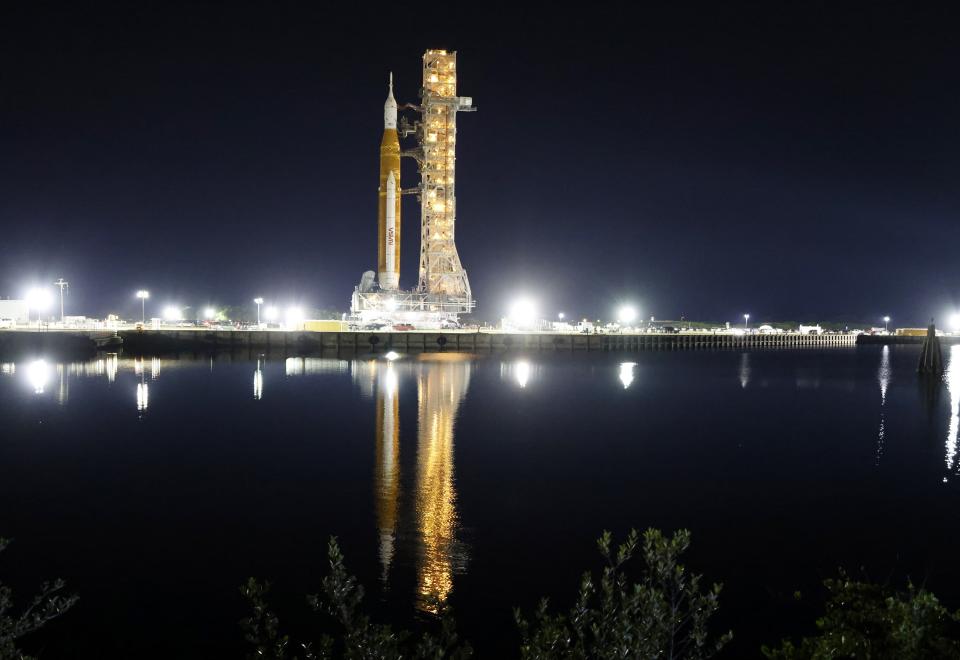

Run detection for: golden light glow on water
[[375, 362, 400, 582], [414, 360, 470, 612]]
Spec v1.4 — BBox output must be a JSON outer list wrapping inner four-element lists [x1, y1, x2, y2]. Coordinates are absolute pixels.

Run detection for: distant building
[[0, 299, 29, 323], [799, 324, 823, 335]]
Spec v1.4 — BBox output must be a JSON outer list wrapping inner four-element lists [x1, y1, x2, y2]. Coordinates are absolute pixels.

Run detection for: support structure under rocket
[[378, 74, 401, 291]]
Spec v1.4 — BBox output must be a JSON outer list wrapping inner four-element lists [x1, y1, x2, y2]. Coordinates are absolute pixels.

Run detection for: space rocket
[[378, 73, 401, 291]]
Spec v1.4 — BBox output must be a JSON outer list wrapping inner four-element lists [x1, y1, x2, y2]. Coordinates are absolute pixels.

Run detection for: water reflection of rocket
[[378, 74, 401, 291], [375, 362, 400, 582]]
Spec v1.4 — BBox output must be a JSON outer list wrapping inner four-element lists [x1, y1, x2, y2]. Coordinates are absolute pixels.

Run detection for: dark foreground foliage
[[514, 529, 731, 659], [241, 529, 730, 659], [240, 537, 471, 659], [0, 538, 77, 660], [763, 571, 960, 659]]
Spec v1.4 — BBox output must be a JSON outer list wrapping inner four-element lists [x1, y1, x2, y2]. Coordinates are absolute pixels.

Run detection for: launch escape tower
[[351, 50, 476, 325]]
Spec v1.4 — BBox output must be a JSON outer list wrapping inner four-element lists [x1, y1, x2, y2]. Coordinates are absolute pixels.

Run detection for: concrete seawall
[[855, 335, 960, 346], [118, 330, 857, 354], [0, 330, 117, 358]]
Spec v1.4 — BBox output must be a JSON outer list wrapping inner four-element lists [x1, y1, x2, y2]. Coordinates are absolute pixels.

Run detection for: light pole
[[26, 288, 52, 326], [254, 297, 264, 326], [54, 278, 68, 322], [136, 290, 150, 323], [883, 316, 890, 333], [744, 313, 750, 329]]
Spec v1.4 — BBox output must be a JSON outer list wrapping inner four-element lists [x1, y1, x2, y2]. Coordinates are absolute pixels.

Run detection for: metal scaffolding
[[416, 50, 475, 305]]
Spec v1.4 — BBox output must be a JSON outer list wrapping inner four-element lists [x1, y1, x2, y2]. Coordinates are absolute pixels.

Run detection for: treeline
[[4, 531, 960, 659]]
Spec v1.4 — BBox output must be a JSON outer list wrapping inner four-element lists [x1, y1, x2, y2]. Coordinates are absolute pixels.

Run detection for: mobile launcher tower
[[350, 49, 476, 327]]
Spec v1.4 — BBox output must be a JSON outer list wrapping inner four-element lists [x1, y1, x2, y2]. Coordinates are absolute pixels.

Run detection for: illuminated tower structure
[[351, 49, 476, 326], [414, 50, 474, 301]]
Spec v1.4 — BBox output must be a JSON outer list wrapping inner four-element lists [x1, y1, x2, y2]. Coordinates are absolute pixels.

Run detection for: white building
[[0, 300, 29, 323]]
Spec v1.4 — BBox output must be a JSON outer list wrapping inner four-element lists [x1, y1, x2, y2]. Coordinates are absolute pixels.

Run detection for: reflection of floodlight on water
[[27, 360, 50, 393], [253, 366, 263, 400], [264, 306, 278, 321], [136, 382, 149, 411], [508, 298, 537, 329], [285, 306, 304, 329], [619, 362, 637, 389], [617, 306, 638, 325], [383, 365, 398, 396], [515, 361, 531, 388], [162, 306, 182, 322], [385, 297, 398, 312], [384, 351, 400, 361]]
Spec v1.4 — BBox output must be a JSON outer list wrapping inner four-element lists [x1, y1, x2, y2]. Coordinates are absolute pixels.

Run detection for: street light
[[253, 297, 264, 325], [204, 307, 216, 320], [264, 306, 278, 322], [883, 315, 890, 333], [507, 298, 537, 329], [26, 288, 53, 324], [951, 313, 960, 333], [54, 278, 68, 322], [136, 290, 150, 323], [285, 306, 304, 329], [743, 313, 750, 329], [162, 306, 182, 322], [558, 312, 565, 320], [617, 305, 638, 325]]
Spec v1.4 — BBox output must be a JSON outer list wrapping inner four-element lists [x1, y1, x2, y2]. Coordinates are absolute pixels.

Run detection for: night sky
[[3, 2, 959, 324]]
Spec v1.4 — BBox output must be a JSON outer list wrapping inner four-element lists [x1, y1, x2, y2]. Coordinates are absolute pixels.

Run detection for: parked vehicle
[[393, 323, 415, 331]]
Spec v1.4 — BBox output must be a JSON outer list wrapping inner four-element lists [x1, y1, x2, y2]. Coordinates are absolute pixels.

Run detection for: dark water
[[2, 346, 960, 657]]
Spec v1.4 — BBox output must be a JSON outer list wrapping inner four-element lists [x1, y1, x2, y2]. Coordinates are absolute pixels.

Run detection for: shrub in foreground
[[515, 528, 732, 659], [763, 572, 960, 659], [0, 538, 77, 660], [241, 529, 731, 659]]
